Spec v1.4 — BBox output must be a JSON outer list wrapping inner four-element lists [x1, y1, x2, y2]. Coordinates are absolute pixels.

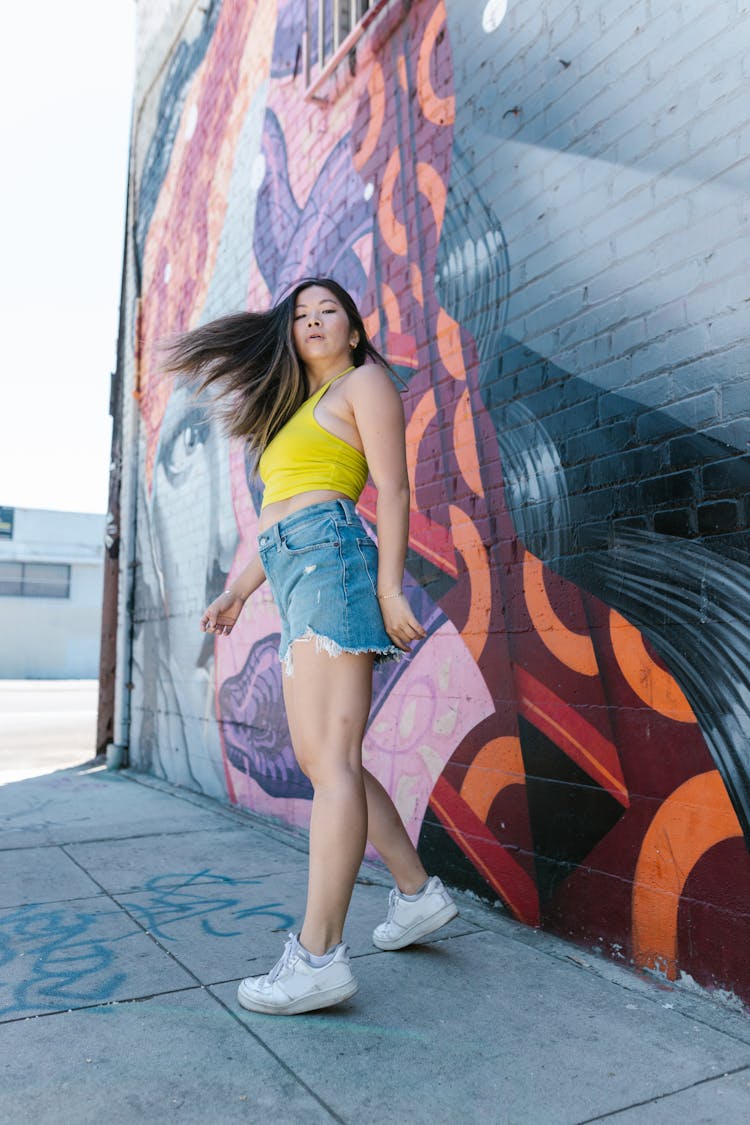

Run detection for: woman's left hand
[[379, 594, 426, 652], [200, 591, 245, 636]]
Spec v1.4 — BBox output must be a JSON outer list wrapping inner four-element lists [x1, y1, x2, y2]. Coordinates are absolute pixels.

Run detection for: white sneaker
[[372, 876, 458, 950], [237, 933, 357, 1015]]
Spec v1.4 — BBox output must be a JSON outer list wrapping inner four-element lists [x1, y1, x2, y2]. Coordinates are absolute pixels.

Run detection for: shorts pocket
[[282, 516, 340, 555], [356, 536, 379, 596]]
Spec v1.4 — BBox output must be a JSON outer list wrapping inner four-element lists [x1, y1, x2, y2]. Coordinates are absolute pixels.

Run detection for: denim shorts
[[257, 498, 402, 676]]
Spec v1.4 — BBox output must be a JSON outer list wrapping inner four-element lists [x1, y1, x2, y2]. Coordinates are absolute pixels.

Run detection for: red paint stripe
[[430, 775, 540, 926], [386, 331, 419, 367], [515, 667, 629, 806]]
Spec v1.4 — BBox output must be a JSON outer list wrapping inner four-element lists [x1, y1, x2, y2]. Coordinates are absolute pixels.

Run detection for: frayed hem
[[281, 628, 402, 677]]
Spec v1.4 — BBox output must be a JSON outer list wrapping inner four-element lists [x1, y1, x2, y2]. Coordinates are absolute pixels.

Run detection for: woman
[[165, 277, 457, 1015]]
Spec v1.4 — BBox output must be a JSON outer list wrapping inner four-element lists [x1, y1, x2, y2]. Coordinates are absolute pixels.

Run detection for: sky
[[0, 0, 136, 516]]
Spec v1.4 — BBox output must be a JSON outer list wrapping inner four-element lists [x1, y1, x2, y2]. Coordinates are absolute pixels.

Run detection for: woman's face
[[292, 285, 356, 369]]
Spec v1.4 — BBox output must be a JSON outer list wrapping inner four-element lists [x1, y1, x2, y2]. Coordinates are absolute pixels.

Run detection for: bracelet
[[223, 588, 238, 600], [377, 590, 403, 601]]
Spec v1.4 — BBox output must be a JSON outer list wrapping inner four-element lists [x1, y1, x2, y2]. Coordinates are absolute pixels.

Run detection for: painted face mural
[[131, 0, 750, 1005]]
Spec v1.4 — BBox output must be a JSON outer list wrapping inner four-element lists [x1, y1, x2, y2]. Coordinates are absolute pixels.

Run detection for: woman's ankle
[[299, 928, 342, 957], [395, 870, 430, 896]]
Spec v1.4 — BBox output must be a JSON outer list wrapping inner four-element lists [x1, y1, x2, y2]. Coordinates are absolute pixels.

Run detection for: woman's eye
[[163, 411, 209, 481], [168, 428, 198, 476]]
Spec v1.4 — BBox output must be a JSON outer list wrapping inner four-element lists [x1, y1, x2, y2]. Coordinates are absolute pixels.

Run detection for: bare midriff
[[257, 489, 353, 533]]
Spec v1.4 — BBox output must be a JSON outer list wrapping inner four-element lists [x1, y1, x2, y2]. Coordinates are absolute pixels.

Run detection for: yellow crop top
[[257, 367, 369, 508]]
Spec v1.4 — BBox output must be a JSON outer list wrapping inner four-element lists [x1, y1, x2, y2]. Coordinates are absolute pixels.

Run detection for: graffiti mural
[[127, 0, 750, 1005], [0, 871, 293, 1017]]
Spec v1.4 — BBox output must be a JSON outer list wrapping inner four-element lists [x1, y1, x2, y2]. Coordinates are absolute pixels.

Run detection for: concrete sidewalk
[[2, 762, 750, 1124]]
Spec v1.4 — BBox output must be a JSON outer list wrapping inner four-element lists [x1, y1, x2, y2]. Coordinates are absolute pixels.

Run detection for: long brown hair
[[161, 277, 394, 456]]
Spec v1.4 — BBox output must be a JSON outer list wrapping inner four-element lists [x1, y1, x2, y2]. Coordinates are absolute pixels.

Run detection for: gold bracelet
[[377, 590, 403, 600]]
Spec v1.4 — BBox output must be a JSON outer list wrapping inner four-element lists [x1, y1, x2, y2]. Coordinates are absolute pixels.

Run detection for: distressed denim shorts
[[257, 498, 402, 676]]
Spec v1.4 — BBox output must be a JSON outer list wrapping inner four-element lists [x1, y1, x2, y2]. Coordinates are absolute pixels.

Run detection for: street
[[0, 680, 98, 783]]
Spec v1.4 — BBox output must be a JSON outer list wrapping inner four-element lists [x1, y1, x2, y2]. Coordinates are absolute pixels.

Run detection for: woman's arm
[[350, 365, 426, 652], [200, 551, 266, 636]]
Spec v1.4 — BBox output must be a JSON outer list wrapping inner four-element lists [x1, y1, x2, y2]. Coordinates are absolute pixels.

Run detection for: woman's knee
[[293, 743, 364, 789], [292, 718, 364, 771]]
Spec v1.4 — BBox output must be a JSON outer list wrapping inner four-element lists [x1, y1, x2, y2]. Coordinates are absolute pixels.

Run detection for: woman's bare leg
[[362, 769, 428, 894], [282, 645, 430, 954], [282, 643, 372, 956]]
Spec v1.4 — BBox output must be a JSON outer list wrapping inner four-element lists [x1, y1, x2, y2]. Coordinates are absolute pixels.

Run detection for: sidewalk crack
[[576, 1062, 750, 1123]]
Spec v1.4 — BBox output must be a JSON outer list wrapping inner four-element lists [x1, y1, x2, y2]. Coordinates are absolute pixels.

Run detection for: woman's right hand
[[200, 591, 245, 636], [379, 593, 426, 652]]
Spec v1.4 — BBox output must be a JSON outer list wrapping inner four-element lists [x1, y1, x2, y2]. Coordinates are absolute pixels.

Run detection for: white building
[[0, 507, 105, 678]]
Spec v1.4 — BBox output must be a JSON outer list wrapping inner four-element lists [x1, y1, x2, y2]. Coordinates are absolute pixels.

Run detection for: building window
[[0, 561, 71, 598], [321, 0, 371, 63], [305, 0, 388, 96]]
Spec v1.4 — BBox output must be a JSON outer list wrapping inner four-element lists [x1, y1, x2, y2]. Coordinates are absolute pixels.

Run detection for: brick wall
[[114, 0, 750, 1006]]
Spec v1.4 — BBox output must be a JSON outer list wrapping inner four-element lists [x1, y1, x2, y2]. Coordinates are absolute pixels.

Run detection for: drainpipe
[[97, 124, 132, 758], [106, 97, 142, 771]]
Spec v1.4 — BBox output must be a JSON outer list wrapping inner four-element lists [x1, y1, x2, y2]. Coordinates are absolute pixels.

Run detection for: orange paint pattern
[[416, 161, 447, 234], [379, 149, 408, 256], [453, 388, 485, 499], [404, 387, 438, 506], [352, 61, 385, 172], [523, 551, 598, 676], [362, 307, 380, 341], [410, 262, 424, 306], [632, 771, 742, 978], [416, 0, 456, 125], [460, 736, 525, 822], [380, 281, 402, 335], [431, 775, 539, 925], [449, 504, 492, 661], [436, 307, 466, 380], [609, 610, 696, 723]]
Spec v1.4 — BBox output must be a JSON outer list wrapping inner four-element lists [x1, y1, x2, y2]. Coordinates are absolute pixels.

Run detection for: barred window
[[305, 0, 386, 94], [0, 561, 71, 598]]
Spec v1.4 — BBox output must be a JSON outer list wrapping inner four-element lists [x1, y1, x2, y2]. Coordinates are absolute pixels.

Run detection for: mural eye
[[163, 410, 209, 482]]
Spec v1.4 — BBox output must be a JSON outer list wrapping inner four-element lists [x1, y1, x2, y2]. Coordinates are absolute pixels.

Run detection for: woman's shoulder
[[347, 362, 400, 396], [346, 362, 404, 423]]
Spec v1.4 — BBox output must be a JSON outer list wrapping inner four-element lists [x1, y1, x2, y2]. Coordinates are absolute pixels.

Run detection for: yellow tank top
[[258, 367, 368, 509]]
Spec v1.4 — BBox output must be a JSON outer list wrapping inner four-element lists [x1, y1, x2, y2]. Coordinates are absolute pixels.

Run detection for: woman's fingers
[[394, 614, 425, 636], [201, 612, 228, 634], [212, 614, 236, 636], [200, 592, 244, 633], [385, 612, 426, 649], [389, 634, 410, 651]]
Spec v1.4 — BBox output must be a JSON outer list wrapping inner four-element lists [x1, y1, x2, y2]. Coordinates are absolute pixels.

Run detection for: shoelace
[[267, 933, 300, 983], [384, 888, 401, 924]]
